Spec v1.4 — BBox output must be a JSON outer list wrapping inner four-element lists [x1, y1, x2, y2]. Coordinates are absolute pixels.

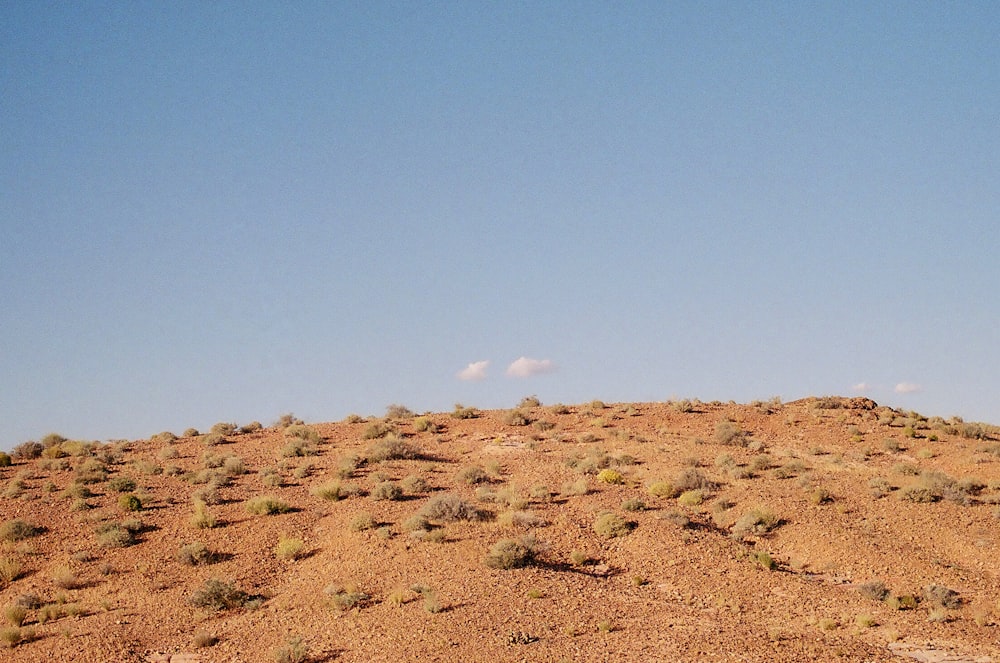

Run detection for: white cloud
[[505, 356, 556, 378], [456, 360, 490, 381], [894, 382, 922, 394], [851, 382, 871, 392]]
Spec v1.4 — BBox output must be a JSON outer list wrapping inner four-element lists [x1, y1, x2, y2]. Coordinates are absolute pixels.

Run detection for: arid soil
[[1, 397, 998, 662]]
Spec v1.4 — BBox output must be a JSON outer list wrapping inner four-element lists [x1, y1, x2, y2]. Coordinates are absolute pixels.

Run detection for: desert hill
[[0, 396, 998, 662]]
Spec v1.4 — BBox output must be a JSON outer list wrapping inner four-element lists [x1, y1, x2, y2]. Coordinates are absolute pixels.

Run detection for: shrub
[[593, 512, 633, 538], [11, 442, 42, 460], [899, 485, 939, 503], [275, 413, 304, 429], [118, 494, 142, 511], [621, 498, 646, 512], [413, 417, 437, 433], [284, 424, 320, 444], [561, 478, 589, 496], [731, 507, 781, 539], [0, 558, 23, 585], [503, 409, 531, 426], [858, 581, 890, 602], [923, 584, 961, 609], [153, 431, 177, 444], [193, 631, 217, 648], [210, 422, 237, 436], [419, 493, 483, 522], [452, 404, 478, 419], [349, 512, 376, 532], [239, 421, 263, 434], [190, 499, 217, 529], [4, 605, 27, 627], [51, 565, 81, 589], [311, 480, 344, 502], [752, 550, 776, 570], [281, 439, 316, 458], [371, 481, 403, 501], [201, 433, 224, 446], [245, 496, 292, 515], [190, 578, 248, 612], [273, 636, 308, 663], [365, 436, 420, 462], [326, 585, 370, 611], [1, 627, 22, 648], [714, 420, 746, 446], [95, 521, 139, 548], [75, 458, 109, 484], [647, 481, 676, 498], [176, 542, 215, 566], [0, 520, 41, 542], [485, 536, 538, 569], [677, 490, 704, 506], [182, 428, 200, 438], [400, 474, 429, 494], [0, 453, 11, 467], [385, 404, 414, 419], [274, 535, 305, 561], [597, 469, 624, 484], [674, 468, 714, 492], [457, 465, 490, 485]]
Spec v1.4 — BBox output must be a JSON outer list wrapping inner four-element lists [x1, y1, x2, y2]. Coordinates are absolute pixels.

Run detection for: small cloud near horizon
[[506, 356, 556, 378], [894, 382, 922, 394], [851, 382, 871, 392], [457, 360, 490, 381]]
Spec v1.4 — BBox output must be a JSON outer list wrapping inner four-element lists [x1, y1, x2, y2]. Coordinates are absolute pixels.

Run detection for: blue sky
[[2, 2, 998, 445]]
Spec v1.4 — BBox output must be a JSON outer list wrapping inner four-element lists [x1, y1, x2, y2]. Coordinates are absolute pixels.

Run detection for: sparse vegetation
[[245, 495, 292, 515], [274, 535, 305, 561], [593, 512, 633, 538], [0, 520, 41, 543], [420, 493, 483, 522], [176, 542, 216, 566], [485, 535, 539, 569], [189, 578, 249, 612]]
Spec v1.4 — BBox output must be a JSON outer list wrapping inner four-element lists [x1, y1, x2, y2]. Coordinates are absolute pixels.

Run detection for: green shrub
[[189, 578, 248, 612], [281, 439, 316, 458], [751, 550, 776, 570], [0, 557, 23, 585], [413, 417, 437, 433], [245, 496, 292, 515], [107, 476, 137, 493], [592, 512, 633, 538], [677, 490, 704, 506], [349, 512, 376, 532], [4, 605, 27, 627], [118, 494, 142, 511], [361, 422, 396, 440], [95, 521, 140, 548], [0, 453, 11, 467], [621, 498, 646, 512], [284, 424, 320, 444], [485, 536, 538, 569], [75, 458, 109, 484]]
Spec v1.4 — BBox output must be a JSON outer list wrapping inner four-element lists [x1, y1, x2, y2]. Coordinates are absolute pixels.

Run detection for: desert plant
[[621, 498, 645, 512], [0, 453, 11, 467], [419, 493, 483, 522], [503, 409, 531, 426], [450, 403, 477, 419], [858, 581, 890, 602], [365, 436, 420, 462], [75, 458, 109, 484], [714, 420, 747, 446], [239, 421, 263, 434], [371, 481, 403, 501], [561, 478, 589, 496], [731, 507, 780, 539], [592, 512, 633, 538], [210, 422, 237, 436], [0, 520, 41, 543], [412, 416, 438, 433], [94, 521, 139, 548], [3, 605, 27, 628], [310, 480, 344, 502], [326, 585, 371, 611], [190, 499, 217, 529], [923, 584, 961, 609], [349, 512, 376, 532], [118, 493, 142, 511], [176, 542, 215, 566], [274, 535, 305, 561], [597, 469, 624, 484], [284, 424, 320, 444], [400, 474, 429, 494], [189, 578, 248, 612], [674, 468, 714, 492], [457, 465, 490, 485], [677, 489, 705, 506], [11, 441, 43, 460], [272, 636, 308, 663], [647, 481, 676, 498], [485, 535, 539, 569], [0, 558, 23, 585], [192, 631, 217, 648], [1, 627, 22, 648], [245, 495, 292, 515], [275, 413, 304, 429], [51, 565, 81, 589], [752, 550, 776, 570], [281, 439, 316, 458], [385, 404, 415, 419]]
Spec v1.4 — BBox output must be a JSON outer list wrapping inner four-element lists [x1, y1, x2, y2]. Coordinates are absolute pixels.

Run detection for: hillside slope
[[1, 397, 998, 662]]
